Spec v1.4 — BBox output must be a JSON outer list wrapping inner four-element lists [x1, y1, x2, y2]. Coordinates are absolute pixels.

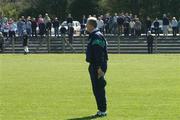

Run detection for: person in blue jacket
[[86, 17, 108, 117]]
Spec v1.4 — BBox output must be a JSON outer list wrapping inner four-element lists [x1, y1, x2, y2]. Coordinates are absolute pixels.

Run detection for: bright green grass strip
[[0, 54, 180, 120]]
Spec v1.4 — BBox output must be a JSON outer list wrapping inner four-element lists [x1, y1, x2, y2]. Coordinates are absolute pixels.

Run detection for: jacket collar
[[89, 28, 99, 37]]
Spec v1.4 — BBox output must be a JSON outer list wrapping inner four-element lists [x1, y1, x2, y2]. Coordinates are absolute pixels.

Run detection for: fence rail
[[0, 35, 180, 54]]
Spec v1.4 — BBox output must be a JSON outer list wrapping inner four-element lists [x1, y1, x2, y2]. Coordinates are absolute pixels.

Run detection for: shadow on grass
[[67, 115, 100, 120]]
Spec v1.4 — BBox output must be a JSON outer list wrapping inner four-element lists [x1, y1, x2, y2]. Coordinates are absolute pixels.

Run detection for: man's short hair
[[87, 17, 97, 28], [147, 31, 151, 36]]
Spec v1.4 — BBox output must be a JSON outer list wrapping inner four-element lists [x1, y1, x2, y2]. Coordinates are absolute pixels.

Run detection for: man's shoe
[[94, 111, 107, 117]]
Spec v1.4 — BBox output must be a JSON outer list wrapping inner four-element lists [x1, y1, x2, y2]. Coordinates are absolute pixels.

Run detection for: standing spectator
[[134, 18, 142, 36], [1, 21, 9, 38], [67, 14, 74, 43], [117, 12, 125, 35], [67, 13, 73, 25], [68, 23, 74, 44], [147, 31, 154, 54], [108, 16, 114, 34], [97, 16, 104, 33], [8, 18, 16, 38], [46, 18, 52, 36], [124, 13, 131, 22], [53, 17, 60, 37], [171, 17, 178, 36], [112, 13, 118, 34], [80, 15, 87, 36], [17, 18, 26, 37], [31, 18, 37, 37], [129, 19, 135, 36], [123, 19, 130, 36], [154, 18, 160, 36], [162, 14, 169, 36], [104, 13, 110, 34], [38, 14, 45, 37], [44, 13, 50, 24], [146, 16, 152, 35], [26, 16, 32, 36], [123, 13, 131, 36], [44, 13, 52, 36]]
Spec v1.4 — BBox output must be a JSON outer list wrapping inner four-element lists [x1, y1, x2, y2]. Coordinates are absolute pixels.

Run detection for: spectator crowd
[[0, 12, 180, 38]]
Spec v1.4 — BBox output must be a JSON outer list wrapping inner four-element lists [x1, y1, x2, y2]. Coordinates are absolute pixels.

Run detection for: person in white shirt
[[97, 16, 104, 33], [129, 20, 135, 36], [171, 17, 178, 36]]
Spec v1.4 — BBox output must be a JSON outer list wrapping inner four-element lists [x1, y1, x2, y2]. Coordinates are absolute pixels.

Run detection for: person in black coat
[[68, 23, 74, 44], [46, 20, 52, 36], [67, 13, 73, 25], [147, 31, 154, 54], [86, 17, 108, 117], [53, 17, 60, 37], [146, 16, 152, 35], [123, 19, 130, 36], [154, 18, 160, 36], [80, 15, 87, 36], [31, 18, 37, 37]]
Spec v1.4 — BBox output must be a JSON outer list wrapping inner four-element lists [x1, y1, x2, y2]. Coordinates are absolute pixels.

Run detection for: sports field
[[0, 54, 180, 120]]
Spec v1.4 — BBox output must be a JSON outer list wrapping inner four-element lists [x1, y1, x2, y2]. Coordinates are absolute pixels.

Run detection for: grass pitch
[[0, 54, 180, 120]]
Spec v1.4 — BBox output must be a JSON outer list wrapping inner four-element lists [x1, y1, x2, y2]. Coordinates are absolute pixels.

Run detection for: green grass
[[0, 54, 180, 120]]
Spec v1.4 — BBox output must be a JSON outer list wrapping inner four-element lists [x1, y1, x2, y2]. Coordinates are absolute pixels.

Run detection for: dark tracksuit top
[[147, 35, 154, 53], [86, 29, 108, 112], [86, 30, 108, 66]]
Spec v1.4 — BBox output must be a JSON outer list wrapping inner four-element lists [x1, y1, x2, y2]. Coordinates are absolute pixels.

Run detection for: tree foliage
[[101, 0, 180, 18], [0, 0, 179, 19], [69, 0, 102, 20], [21, 0, 68, 19]]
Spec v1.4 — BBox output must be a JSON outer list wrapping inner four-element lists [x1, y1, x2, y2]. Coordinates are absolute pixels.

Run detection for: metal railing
[[0, 35, 180, 53]]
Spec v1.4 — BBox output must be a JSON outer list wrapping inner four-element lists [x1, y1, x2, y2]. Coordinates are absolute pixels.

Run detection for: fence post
[[12, 37, 15, 53], [62, 35, 65, 53], [155, 34, 158, 53], [118, 35, 121, 53], [47, 36, 51, 53], [82, 35, 85, 53]]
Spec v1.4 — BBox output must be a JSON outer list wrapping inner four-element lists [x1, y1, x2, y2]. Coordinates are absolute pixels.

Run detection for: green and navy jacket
[[86, 29, 108, 66]]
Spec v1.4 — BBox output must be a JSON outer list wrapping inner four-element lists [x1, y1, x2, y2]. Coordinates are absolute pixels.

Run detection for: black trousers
[[88, 63, 107, 112], [147, 43, 153, 53], [9, 31, 16, 38], [172, 27, 177, 36]]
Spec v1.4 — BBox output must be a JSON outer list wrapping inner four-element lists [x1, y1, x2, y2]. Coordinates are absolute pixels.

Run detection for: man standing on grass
[[86, 17, 108, 117], [22, 31, 29, 55], [147, 31, 154, 54]]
